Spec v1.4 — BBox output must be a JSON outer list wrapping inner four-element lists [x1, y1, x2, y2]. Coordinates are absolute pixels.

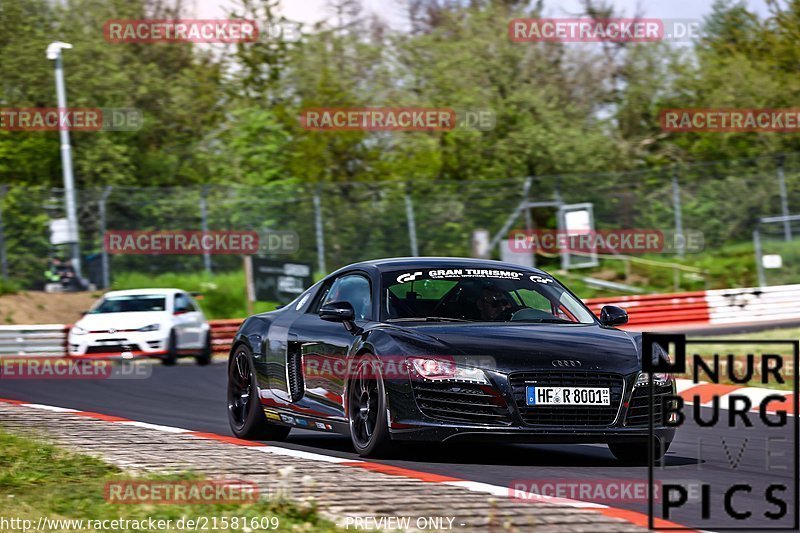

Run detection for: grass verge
[[0, 429, 338, 532]]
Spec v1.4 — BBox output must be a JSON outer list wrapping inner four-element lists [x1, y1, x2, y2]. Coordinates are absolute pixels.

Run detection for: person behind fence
[[45, 258, 88, 291], [44, 257, 62, 284], [62, 259, 89, 291]]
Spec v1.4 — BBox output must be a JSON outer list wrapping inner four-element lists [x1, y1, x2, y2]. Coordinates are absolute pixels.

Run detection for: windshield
[[383, 268, 596, 324], [90, 295, 167, 314]]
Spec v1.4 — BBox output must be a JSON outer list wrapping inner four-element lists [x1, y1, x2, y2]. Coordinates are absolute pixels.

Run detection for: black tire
[[161, 329, 178, 366], [227, 344, 291, 441], [195, 331, 212, 366], [347, 354, 392, 457], [608, 440, 671, 464]]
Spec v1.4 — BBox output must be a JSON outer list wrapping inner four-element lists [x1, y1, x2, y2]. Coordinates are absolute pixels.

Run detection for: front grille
[[412, 381, 512, 425], [509, 371, 624, 427], [86, 345, 128, 354], [625, 384, 673, 427]]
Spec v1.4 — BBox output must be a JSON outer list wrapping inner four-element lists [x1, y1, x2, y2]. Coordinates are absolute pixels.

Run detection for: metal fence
[[0, 325, 68, 356], [3, 152, 800, 290]]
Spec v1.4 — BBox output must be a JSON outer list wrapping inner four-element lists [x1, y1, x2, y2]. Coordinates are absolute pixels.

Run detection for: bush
[[0, 278, 20, 296]]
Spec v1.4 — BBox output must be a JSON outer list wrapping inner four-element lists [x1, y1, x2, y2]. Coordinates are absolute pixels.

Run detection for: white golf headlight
[[71, 325, 88, 335], [138, 323, 161, 332]]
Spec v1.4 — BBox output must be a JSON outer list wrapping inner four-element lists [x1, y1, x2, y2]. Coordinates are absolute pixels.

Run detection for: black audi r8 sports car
[[227, 257, 676, 461]]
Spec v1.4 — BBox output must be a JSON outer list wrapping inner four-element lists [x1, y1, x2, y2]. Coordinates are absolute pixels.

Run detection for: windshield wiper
[[517, 317, 574, 324]]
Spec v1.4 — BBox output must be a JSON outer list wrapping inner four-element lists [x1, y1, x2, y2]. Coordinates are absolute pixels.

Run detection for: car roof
[[102, 288, 184, 297], [333, 257, 550, 276]]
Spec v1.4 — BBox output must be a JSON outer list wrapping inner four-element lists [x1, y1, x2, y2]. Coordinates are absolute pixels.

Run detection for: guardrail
[[210, 319, 244, 354], [584, 291, 712, 328], [2, 284, 800, 357], [0, 322, 241, 358], [0, 325, 69, 356], [706, 284, 800, 325], [585, 283, 800, 330]]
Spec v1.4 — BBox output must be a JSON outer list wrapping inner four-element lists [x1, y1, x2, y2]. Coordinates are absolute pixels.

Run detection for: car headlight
[[71, 325, 88, 335], [636, 340, 673, 387], [635, 371, 672, 387], [407, 357, 489, 384], [138, 324, 161, 332]]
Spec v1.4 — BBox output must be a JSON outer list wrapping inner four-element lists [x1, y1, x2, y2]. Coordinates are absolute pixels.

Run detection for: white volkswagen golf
[[68, 289, 212, 365]]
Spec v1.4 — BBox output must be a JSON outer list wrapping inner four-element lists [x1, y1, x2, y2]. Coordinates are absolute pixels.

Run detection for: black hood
[[391, 323, 641, 375]]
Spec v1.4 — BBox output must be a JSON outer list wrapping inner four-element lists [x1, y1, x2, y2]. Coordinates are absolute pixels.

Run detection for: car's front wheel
[[195, 331, 212, 366], [227, 344, 290, 441], [608, 440, 671, 464], [161, 330, 178, 366], [347, 354, 392, 457]]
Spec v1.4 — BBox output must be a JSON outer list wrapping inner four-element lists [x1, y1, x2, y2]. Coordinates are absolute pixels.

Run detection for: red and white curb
[[0, 397, 694, 531], [676, 379, 796, 414]]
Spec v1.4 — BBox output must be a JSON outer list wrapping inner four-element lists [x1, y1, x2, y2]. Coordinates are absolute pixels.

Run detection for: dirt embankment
[[0, 291, 105, 325]]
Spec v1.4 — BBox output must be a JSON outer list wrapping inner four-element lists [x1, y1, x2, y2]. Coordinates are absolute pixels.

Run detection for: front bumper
[[68, 330, 168, 358], [386, 369, 678, 445], [389, 421, 676, 445]]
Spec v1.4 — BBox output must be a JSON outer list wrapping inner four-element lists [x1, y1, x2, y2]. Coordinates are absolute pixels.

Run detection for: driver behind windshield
[[476, 283, 513, 321]]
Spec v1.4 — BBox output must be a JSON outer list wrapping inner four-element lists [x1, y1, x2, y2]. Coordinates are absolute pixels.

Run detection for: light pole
[[46, 41, 81, 277]]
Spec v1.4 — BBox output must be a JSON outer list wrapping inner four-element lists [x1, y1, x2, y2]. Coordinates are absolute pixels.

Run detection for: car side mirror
[[319, 301, 359, 333], [600, 305, 628, 327]]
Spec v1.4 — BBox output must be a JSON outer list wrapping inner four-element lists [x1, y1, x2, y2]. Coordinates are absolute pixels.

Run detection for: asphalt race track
[[1, 361, 796, 531]]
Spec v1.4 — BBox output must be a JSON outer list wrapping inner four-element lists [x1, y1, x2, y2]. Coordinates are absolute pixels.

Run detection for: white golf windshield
[[90, 295, 167, 313]]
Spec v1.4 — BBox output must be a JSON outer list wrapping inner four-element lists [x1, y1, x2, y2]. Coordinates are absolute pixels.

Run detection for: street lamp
[[46, 41, 81, 277]]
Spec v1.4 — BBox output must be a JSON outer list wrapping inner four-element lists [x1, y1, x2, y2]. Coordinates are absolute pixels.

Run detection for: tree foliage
[[1, 0, 800, 282]]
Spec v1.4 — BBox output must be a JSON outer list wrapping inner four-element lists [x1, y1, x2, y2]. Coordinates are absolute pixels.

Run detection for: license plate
[[526, 386, 610, 406]]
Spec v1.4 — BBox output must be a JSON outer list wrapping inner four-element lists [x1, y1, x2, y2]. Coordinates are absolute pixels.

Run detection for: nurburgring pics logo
[[104, 19, 258, 43], [661, 109, 800, 132], [0, 108, 142, 131], [644, 333, 798, 530]]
